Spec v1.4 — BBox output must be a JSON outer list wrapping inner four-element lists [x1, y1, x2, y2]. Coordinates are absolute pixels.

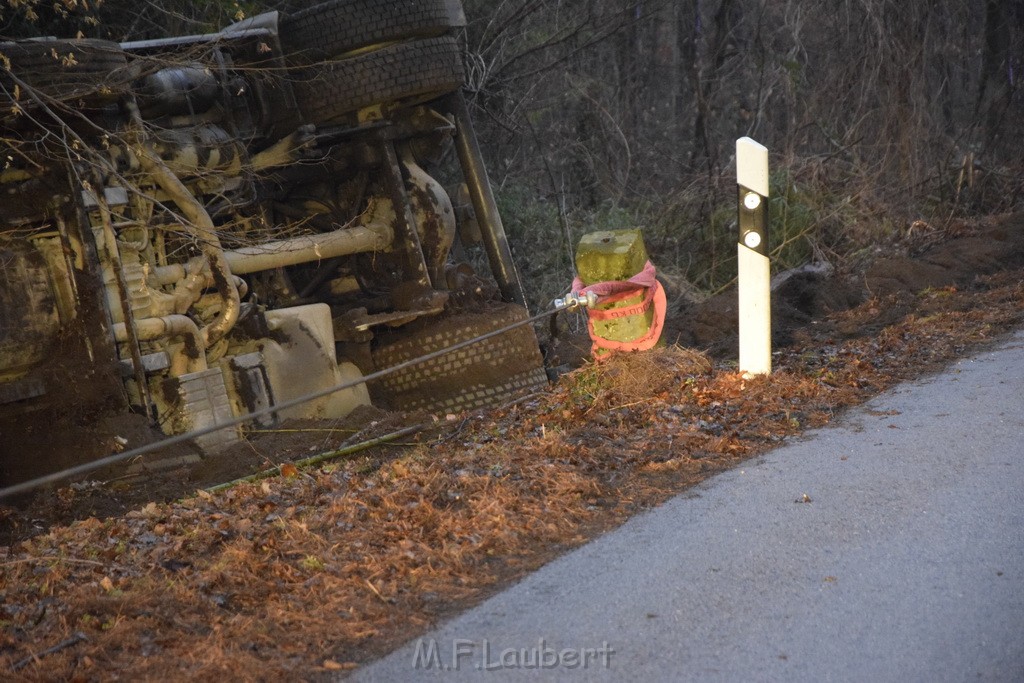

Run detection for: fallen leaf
[[280, 463, 299, 478], [322, 660, 357, 670]]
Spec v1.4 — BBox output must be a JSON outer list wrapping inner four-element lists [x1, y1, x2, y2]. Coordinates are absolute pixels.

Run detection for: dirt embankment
[[671, 213, 1024, 356]]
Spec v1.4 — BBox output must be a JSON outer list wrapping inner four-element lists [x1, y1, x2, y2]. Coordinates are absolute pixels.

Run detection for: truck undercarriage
[[0, 1, 547, 487]]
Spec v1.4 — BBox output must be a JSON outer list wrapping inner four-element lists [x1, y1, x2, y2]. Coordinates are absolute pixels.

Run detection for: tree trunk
[[977, 0, 1012, 147]]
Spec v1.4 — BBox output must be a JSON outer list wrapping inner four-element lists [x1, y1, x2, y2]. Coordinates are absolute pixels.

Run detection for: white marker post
[[736, 137, 771, 376]]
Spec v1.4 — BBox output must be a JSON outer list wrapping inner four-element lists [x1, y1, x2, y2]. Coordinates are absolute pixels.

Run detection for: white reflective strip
[[738, 243, 771, 376], [737, 137, 769, 197]]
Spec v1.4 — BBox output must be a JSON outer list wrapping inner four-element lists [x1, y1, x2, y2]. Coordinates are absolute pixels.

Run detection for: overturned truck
[[0, 1, 547, 486]]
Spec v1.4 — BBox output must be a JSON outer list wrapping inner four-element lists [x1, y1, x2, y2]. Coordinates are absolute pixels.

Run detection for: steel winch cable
[[0, 295, 595, 501]]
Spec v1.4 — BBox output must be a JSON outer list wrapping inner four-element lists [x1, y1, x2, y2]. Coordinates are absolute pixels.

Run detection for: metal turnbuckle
[[552, 290, 598, 311]]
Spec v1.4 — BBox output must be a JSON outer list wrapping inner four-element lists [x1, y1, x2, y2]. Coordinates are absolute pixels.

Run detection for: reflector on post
[[736, 137, 771, 376]]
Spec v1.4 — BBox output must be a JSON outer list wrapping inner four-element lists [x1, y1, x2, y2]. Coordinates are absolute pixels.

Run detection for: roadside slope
[[355, 329, 1024, 682], [2, 229, 1023, 680]]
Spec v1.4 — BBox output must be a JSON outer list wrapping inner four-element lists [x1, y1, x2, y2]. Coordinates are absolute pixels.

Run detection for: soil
[[669, 213, 1024, 356], [0, 405, 411, 546], [1, 211, 1023, 681]]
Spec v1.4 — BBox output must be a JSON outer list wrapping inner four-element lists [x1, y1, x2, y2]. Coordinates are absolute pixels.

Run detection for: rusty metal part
[[378, 132, 433, 288], [447, 91, 527, 309], [403, 153, 456, 285], [336, 306, 445, 339]]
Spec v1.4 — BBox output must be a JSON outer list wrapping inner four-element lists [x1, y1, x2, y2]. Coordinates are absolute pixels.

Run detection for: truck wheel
[[279, 0, 464, 65], [291, 35, 463, 124], [0, 39, 128, 105], [371, 304, 548, 413]]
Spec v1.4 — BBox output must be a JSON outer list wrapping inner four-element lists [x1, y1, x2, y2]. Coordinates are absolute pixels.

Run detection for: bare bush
[[453, 0, 1022, 301]]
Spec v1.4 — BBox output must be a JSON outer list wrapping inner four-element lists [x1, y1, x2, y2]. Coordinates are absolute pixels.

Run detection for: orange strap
[[571, 261, 667, 358], [586, 283, 657, 321]]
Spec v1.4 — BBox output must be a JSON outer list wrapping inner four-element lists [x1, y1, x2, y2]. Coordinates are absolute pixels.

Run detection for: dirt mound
[[670, 271, 863, 357], [668, 212, 1024, 357]]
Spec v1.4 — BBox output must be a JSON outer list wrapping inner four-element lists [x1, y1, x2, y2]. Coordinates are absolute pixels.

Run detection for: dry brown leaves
[[1, 270, 1022, 681]]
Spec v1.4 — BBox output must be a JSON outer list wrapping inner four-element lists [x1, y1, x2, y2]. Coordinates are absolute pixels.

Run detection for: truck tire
[[280, 0, 464, 65], [291, 35, 463, 124], [0, 39, 128, 105], [371, 304, 548, 413]]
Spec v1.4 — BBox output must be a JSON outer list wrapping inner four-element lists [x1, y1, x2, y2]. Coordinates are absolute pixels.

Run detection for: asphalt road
[[351, 329, 1024, 682]]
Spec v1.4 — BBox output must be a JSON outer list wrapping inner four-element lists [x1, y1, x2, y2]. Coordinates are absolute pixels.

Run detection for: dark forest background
[[4, 0, 1023, 305]]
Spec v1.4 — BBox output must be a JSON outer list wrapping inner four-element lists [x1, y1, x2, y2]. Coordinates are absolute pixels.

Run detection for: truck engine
[[0, 1, 546, 486]]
